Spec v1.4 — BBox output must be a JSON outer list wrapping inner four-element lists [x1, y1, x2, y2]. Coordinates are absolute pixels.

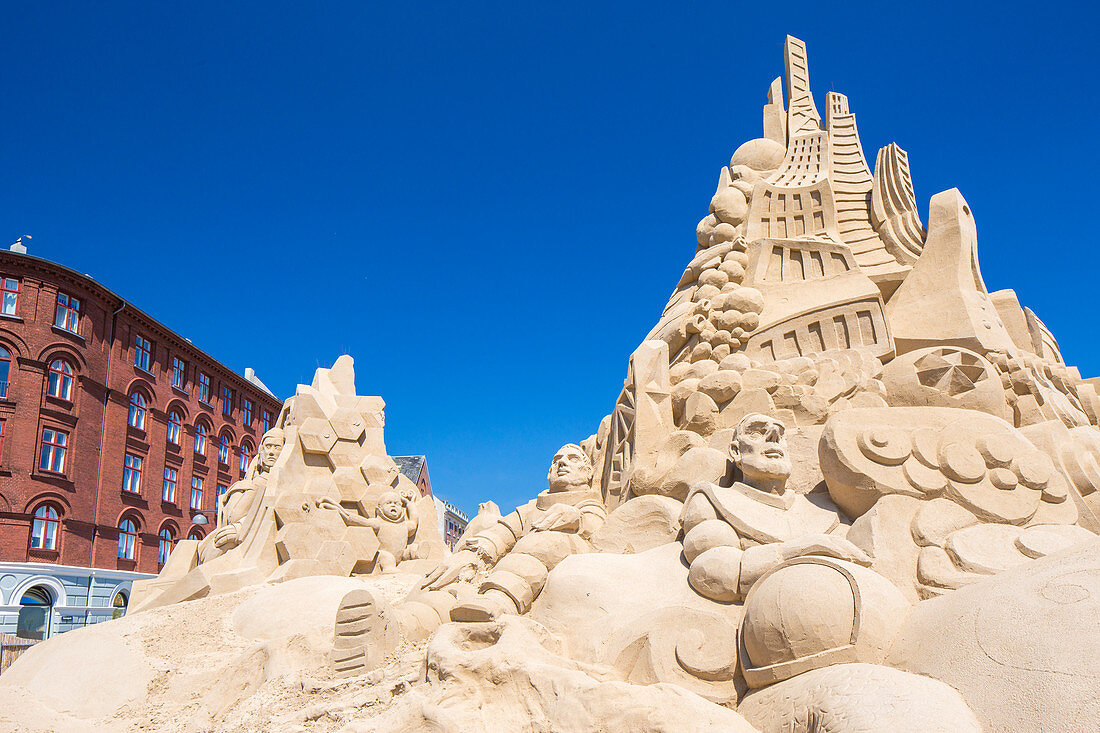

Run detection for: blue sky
[[3, 2, 1098, 515]]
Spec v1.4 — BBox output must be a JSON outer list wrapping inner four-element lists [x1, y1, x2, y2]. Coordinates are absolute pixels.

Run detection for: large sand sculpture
[[2, 36, 1098, 733]]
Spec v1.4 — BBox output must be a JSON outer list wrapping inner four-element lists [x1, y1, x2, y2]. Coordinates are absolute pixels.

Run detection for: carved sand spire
[[130, 356, 446, 613], [763, 76, 786, 145], [825, 92, 908, 293], [783, 35, 822, 136]]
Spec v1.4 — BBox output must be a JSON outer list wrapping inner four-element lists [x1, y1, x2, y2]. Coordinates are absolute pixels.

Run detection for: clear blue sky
[[3, 2, 1098, 516]]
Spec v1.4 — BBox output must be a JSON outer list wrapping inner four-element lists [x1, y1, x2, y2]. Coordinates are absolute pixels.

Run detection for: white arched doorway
[[16, 586, 53, 640], [10, 575, 66, 641]]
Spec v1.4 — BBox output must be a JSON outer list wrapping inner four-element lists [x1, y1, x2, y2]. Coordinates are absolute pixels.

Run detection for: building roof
[[392, 455, 426, 483], [432, 495, 468, 522], [0, 248, 278, 401]]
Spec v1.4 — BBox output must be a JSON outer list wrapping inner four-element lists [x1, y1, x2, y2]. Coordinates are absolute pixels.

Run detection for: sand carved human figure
[[317, 490, 419, 572], [682, 413, 870, 602], [440, 443, 607, 621], [198, 428, 284, 563], [330, 443, 608, 676]]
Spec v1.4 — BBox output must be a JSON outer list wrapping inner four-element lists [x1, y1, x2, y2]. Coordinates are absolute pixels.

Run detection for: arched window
[[17, 587, 52, 640], [194, 423, 207, 455], [218, 434, 230, 464], [0, 346, 10, 399], [128, 392, 147, 430], [157, 528, 174, 566], [46, 359, 74, 400], [239, 443, 252, 473], [30, 505, 60, 550], [111, 590, 128, 620], [167, 410, 182, 445], [187, 528, 203, 542], [117, 518, 137, 560]]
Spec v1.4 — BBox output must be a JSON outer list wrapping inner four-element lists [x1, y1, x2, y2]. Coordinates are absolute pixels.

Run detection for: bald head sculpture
[[257, 428, 285, 473], [731, 413, 791, 494], [546, 443, 594, 492]]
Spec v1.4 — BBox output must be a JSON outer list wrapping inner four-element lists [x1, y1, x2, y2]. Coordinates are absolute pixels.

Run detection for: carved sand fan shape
[[871, 143, 925, 265], [915, 349, 993, 396]]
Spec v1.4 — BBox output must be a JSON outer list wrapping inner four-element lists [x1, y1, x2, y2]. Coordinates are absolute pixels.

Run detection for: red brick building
[[0, 246, 281, 584]]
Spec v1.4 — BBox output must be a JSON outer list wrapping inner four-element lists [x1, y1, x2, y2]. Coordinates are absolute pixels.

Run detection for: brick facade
[[414, 460, 432, 497], [0, 250, 281, 576]]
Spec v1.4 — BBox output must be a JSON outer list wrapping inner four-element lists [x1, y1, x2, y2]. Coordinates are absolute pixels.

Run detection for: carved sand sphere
[[2, 35, 1099, 733]]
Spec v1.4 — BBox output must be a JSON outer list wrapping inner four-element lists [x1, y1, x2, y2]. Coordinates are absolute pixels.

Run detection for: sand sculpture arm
[[211, 479, 260, 548], [735, 536, 870, 592], [531, 499, 607, 539], [457, 500, 539, 564], [577, 502, 607, 540], [682, 486, 871, 602], [403, 494, 419, 541], [421, 501, 539, 591], [316, 497, 380, 529]]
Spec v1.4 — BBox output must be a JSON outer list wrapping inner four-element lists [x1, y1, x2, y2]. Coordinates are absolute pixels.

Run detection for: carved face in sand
[[258, 429, 284, 472], [547, 444, 593, 491], [377, 492, 405, 522], [731, 413, 791, 493]]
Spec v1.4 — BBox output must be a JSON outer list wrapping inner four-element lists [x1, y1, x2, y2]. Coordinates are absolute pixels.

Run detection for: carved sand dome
[[881, 345, 1009, 419], [741, 561, 854, 665], [729, 138, 785, 172], [739, 557, 910, 688]]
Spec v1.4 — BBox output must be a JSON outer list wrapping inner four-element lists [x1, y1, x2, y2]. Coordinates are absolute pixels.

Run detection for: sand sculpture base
[[1, 541, 1093, 732]]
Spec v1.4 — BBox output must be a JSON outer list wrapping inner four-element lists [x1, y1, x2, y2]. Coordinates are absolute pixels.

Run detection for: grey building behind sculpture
[[393, 454, 468, 549], [433, 497, 468, 550], [393, 455, 432, 497], [0, 562, 147, 641]]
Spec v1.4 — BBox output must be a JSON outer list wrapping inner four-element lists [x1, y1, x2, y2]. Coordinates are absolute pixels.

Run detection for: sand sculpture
[[2, 35, 1098, 733], [328, 443, 608, 676], [129, 355, 445, 613]]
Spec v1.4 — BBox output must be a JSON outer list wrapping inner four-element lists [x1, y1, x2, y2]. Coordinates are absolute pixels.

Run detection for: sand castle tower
[[595, 36, 1100, 509]]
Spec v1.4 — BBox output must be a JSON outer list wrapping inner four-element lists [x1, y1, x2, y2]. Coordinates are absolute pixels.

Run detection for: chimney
[[244, 367, 275, 397]]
